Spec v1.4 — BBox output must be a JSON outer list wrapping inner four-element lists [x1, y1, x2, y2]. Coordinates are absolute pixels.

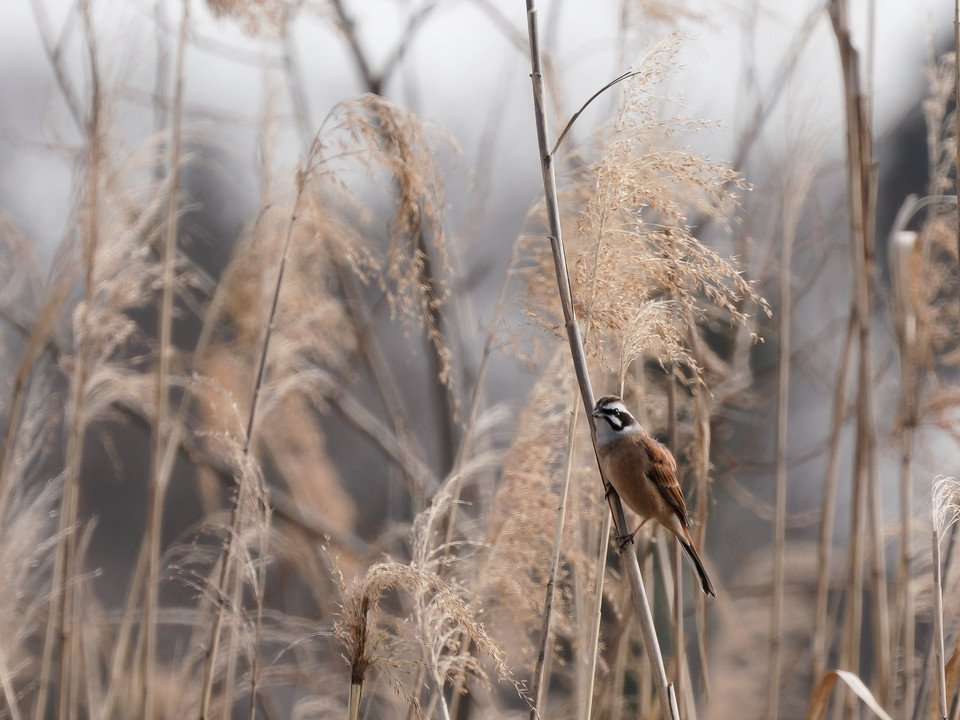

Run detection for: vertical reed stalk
[[812, 312, 855, 681], [768, 179, 794, 720], [524, 2, 676, 716], [197, 162, 305, 719], [896, 315, 917, 717], [528, 396, 580, 720], [912, 526, 958, 719], [666, 367, 685, 716], [141, 2, 189, 716], [830, 0, 888, 707], [887, 213, 923, 718], [36, 4, 102, 717], [0, 649, 21, 720], [672, 506, 685, 715], [932, 524, 947, 719], [583, 509, 612, 720], [220, 571, 243, 720], [654, 540, 700, 720], [248, 506, 271, 720], [641, 550, 655, 718], [685, 327, 711, 687]]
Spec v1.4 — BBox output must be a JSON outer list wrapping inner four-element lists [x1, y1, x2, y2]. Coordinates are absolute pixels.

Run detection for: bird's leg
[[616, 518, 650, 553]]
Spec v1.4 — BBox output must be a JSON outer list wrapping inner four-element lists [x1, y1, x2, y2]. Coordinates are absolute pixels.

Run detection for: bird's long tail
[[679, 536, 716, 597]]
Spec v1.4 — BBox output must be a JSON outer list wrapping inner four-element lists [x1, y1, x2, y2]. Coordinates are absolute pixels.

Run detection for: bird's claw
[[615, 530, 637, 554]]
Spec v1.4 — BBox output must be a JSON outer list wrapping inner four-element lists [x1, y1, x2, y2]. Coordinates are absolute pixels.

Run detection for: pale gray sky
[[0, 0, 951, 266]]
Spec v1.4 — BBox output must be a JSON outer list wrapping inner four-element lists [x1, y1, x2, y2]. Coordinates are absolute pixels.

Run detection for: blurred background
[[0, 0, 958, 718]]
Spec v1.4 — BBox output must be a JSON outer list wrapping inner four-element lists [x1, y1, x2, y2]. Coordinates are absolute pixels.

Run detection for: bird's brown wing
[[643, 436, 689, 525]]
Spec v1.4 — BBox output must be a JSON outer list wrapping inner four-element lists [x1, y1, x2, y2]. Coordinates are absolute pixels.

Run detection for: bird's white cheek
[[594, 425, 616, 448]]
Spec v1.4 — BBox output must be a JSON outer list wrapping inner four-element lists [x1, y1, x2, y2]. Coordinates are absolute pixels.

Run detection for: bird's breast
[[598, 438, 670, 522]]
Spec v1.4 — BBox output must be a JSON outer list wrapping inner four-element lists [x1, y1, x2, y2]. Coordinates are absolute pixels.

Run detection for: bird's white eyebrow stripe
[[607, 402, 628, 417]]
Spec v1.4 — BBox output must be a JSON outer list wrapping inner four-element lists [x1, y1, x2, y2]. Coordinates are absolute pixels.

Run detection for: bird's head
[[592, 394, 640, 444]]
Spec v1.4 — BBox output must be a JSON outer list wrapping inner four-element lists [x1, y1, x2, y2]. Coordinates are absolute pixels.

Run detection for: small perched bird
[[592, 394, 716, 597]]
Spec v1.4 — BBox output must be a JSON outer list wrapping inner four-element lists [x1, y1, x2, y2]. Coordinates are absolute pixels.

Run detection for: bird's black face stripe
[[602, 406, 628, 431], [594, 396, 636, 432]]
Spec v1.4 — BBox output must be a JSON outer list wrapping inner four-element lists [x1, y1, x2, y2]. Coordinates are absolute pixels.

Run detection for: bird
[[591, 394, 715, 597]]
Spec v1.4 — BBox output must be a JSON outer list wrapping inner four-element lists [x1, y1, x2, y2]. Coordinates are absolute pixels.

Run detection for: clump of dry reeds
[[5, 1, 960, 719]]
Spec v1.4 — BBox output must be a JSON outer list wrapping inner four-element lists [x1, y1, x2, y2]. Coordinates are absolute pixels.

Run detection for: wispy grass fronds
[[479, 354, 587, 653], [167, 440, 272, 717], [929, 474, 960, 720], [204, 0, 290, 37], [0, 213, 42, 334], [32, 16, 185, 705], [336, 537, 508, 719], [0, 480, 59, 718], [923, 52, 958, 199], [912, 50, 960, 437], [522, 38, 767, 387], [195, 207, 358, 529], [316, 95, 457, 390], [197, 187, 290, 715], [932, 476, 960, 540], [931, 475, 960, 720]]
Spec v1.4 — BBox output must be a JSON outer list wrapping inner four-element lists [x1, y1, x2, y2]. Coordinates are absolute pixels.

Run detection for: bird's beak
[[591, 408, 602, 418]]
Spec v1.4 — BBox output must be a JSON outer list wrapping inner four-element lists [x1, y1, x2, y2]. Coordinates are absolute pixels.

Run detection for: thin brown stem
[[0, 279, 70, 515], [36, 4, 102, 716], [551, 70, 642, 156], [768, 182, 794, 720], [933, 524, 948, 720], [686, 326, 711, 692], [29, 0, 83, 129], [583, 509, 612, 720], [141, 2, 189, 716], [829, 1, 886, 709], [895, 310, 917, 717], [666, 367, 685, 716], [528, 396, 581, 720], [197, 165, 304, 719], [812, 310, 855, 682], [913, 526, 958, 719], [248, 506, 271, 720]]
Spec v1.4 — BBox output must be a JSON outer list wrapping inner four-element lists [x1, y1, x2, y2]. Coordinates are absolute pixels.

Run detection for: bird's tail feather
[[679, 536, 716, 597]]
